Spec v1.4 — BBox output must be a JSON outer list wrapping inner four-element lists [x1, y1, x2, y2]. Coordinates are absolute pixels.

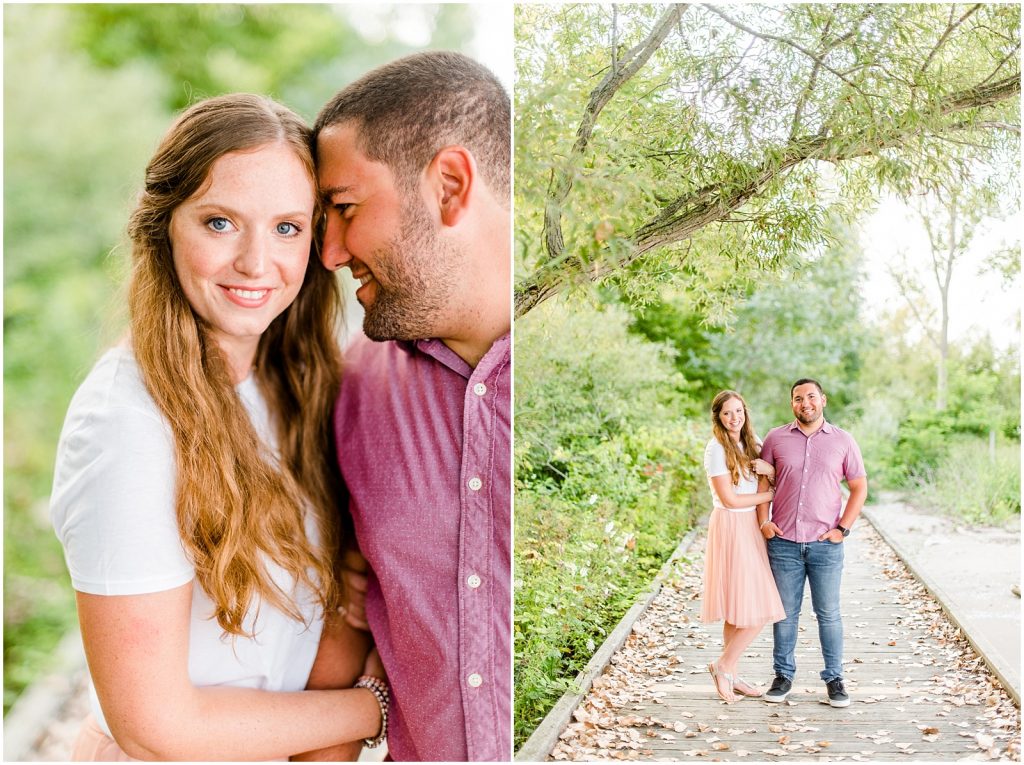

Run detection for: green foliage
[[629, 218, 875, 427], [856, 334, 1021, 486], [515, 3, 1020, 312], [514, 298, 706, 748], [66, 4, 476, 117], [909, 438, 1020, 525]]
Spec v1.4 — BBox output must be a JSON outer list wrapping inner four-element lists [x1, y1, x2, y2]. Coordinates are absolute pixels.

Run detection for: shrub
[[514, 298, 706, 748], [909, 437, 1020, 524]]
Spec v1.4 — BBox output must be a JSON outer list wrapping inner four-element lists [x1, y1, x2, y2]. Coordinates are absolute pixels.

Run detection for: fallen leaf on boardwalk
[[888, 640, 897, 646], [768, 724, 783, 733], [976, 733, 995, 748], [918, 726, 939, 735], [711, 742, 730, 751], [761, 748, 788, 756], [734, 750, 750, 757], [778, 735, 791, 745], [817, 741, 831, 747]]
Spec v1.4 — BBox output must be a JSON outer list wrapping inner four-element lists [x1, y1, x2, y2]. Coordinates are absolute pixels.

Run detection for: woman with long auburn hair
[[700, 390, 786, 703], [50, 94, 386, 761]]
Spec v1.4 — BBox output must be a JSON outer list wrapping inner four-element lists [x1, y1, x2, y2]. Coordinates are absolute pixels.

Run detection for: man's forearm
[[839, 480, 868, 529]]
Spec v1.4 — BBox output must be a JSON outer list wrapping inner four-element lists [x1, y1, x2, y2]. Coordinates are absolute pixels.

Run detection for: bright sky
[[339, 4, 512, 89], [859, 194, 1021, 353]]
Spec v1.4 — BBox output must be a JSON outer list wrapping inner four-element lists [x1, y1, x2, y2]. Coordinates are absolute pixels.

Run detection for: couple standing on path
[[701, 380, 868, 708]]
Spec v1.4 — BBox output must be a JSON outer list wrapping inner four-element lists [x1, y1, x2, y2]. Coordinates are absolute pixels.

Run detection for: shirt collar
[[399, 333, 511, 381], [787, 418, 833, 435]]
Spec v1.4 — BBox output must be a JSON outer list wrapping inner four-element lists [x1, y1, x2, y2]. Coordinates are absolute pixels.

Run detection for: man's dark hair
[[791, 378, 824, 397], [313, 51, 510, 202]]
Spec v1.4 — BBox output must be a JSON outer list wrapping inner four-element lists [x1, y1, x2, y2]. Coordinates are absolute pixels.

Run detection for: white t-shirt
[[50, 346, 324, 739], [704, 437, 759, 512]]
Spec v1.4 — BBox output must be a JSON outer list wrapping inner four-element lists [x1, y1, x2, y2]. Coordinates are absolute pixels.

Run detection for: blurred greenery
[[3, 2, 480, 716]]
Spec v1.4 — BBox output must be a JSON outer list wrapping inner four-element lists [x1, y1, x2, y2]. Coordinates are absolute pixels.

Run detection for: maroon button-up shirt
[[335, 333, 511, 762], [760, 420, 866, 543]]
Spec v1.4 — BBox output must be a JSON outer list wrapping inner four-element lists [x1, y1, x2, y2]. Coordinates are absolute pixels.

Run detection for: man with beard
[[311, 52, 510, 761], [755, 379, 867, 708]]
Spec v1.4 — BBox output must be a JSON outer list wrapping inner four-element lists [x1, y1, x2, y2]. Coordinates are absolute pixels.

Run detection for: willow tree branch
[[702, 4, 866, 95], [515, 74, 1020, 318], [977, 40, 1022, 88], [542, 4, 688, 265], [917, 4, 982, 81]]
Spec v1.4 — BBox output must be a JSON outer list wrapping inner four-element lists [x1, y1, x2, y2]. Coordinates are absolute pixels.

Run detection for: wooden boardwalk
[[549, 523, 1021, 761]]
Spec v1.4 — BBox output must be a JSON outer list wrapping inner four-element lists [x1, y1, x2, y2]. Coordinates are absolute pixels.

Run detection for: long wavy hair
[[126, 94, 344, 636], [710, 390, 761, 485]]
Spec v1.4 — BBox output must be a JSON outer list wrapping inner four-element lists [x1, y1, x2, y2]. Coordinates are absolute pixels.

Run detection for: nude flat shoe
[[732, 676, 764, 697], [708, 662, 738, 703]]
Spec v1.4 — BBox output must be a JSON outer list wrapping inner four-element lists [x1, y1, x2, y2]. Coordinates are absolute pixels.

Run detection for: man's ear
[[427, 146, 475, 227]]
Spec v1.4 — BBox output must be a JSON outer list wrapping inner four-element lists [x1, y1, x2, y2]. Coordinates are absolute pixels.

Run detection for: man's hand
[[340, 548, 371, 631], [818, 528, 845, 544], [760, 521, 782, 540]]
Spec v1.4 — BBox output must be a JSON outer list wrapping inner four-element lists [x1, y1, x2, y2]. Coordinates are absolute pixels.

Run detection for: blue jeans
[[766, 536, 844, 682]]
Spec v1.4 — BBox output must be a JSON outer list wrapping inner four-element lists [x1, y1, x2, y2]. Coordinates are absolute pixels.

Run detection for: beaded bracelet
[[354, 675, 389, 749]]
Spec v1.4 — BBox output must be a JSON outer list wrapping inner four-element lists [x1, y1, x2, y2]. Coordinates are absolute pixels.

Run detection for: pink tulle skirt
[[700, 508, 786, 628], [71, 715, 139, 761]]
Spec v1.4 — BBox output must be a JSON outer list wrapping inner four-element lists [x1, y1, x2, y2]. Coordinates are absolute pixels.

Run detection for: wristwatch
[[836, 524, 851, 537]]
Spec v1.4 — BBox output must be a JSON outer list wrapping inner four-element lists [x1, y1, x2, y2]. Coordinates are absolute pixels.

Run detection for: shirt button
[[473, 383, 487, 396], [468, 477, 482, 491], [467, 574, 482, 589], [468, 673, 483, 687]]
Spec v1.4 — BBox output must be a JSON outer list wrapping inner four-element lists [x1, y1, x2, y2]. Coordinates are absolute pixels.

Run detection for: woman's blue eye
[[207, 217, 230, 232], [276, 222, 300, 236]]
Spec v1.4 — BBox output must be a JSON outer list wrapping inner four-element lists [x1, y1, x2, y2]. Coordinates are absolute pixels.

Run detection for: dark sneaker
[[764, 675, 792, 703], [826, 677, 850, 707]]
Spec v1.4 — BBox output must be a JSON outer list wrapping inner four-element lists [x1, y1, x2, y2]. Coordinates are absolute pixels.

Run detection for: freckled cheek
[[278, 239, 313, 290], [172, 241, 223, 288]]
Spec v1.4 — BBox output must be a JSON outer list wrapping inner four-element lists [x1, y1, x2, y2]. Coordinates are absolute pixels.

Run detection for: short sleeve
[[760, 432, 776, 465], [50, 355, 193, 596], [703, 439, 729, 478], [842, 434, 867, 481]]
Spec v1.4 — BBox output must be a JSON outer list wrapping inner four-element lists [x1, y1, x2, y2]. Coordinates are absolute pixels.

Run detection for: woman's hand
[[751, 458, 775, 481], [760, 520, 781, 540]]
